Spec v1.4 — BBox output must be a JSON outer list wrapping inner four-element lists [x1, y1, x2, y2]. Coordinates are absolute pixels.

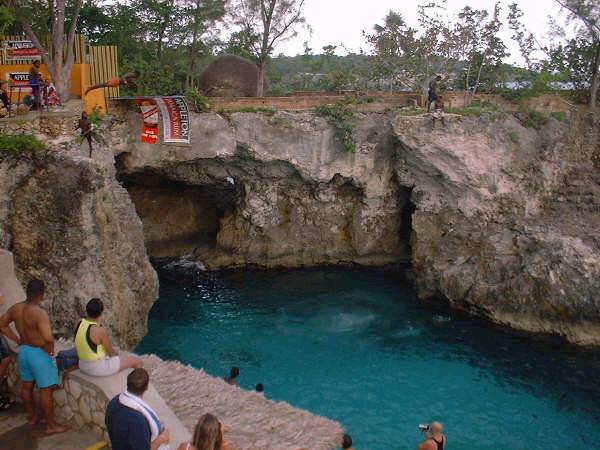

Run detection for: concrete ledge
[[7, 354, 190, 448]]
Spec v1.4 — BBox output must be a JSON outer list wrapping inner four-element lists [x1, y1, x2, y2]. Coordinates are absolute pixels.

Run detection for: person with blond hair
[[417, 421, 446, 450], [178, 413, 230, 450]]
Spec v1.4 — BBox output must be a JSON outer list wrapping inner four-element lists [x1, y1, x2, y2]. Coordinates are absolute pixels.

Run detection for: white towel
[[119, 390, 170, 450]]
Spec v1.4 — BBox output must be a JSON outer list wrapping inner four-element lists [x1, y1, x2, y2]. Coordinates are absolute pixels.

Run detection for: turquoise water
[[136, 268, 600, 450]]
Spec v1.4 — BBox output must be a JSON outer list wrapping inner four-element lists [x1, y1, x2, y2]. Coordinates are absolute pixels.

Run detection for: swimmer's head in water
[[229, 367, 239, 378], [256, 383, 264, 392], [342, 434, 353, 449], [431, 422, 443, 433]]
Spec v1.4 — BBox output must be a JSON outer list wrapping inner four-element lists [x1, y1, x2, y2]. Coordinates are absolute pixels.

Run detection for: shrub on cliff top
[[315, 100, 356, 152], [0, 134, 46, 155]]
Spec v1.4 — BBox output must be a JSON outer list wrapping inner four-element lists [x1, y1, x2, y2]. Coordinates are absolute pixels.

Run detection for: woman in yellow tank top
[[75, 299, 143, 377]]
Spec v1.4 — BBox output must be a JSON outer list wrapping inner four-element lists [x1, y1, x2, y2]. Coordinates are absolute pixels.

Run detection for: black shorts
[[428, 91, 439, 103], [0, 336, 11, 360]]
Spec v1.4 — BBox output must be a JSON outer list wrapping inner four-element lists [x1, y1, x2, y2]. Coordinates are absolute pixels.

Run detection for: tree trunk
[[464, 62, 472, 106], [589, 44, 600, 110], [186, 0, 202, 90], [257, 60, 267, 97], [21, 0, 82, 102]]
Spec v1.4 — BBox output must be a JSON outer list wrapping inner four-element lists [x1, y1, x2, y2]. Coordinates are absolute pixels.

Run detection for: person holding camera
[[417, 421, 446, 450]]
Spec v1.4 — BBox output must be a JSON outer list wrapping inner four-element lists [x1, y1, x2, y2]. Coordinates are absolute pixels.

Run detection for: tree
[[363, 11, 420, 92], [507, 3, 538, 70], [183, 0, 226, 89], [230, 0, 307, 97], [9, 0, 83, 101], [554, 0, 600, 108], [453, 3, 507, 102]]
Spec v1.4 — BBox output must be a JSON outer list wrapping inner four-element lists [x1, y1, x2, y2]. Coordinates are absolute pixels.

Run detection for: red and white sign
[[155, 97, 190, 144], [5, 40, 41, 61], [140, 101, 160, 144], [7, 72, 31, 92]]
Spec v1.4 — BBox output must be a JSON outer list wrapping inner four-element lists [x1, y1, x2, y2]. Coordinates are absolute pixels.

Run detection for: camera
[[419, 424, 430, 432]]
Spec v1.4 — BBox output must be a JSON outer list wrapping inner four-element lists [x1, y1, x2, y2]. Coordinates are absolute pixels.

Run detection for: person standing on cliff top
[[427, 75, 443, 113], [0, 279, 70, 434]]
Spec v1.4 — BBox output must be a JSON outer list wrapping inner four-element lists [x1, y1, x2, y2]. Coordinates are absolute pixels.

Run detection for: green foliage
[[236, 107, 276, 116], [186, 89, 211, 113], [315, 101, 356, 152], [0, 5, 14, 35], [514, 106, 548, 129], [508, 131, 520, 144], [0, 134, 46, 156], [550, 111, 568, 123], [446, 101, 502, 117], [397, 107, 427, 116]]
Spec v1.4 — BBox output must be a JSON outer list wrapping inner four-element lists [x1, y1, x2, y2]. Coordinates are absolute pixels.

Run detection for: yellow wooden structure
[[0, 34, 118, 115]]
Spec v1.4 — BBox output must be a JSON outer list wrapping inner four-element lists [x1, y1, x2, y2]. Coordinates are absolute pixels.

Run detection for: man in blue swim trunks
[[0, 280, 69, 434]]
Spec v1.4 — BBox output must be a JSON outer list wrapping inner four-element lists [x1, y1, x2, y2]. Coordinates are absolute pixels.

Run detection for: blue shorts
[[17, 345, 59, 388]]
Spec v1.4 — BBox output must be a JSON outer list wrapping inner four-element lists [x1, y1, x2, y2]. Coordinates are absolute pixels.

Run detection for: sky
[[276, 0, 568, 63]]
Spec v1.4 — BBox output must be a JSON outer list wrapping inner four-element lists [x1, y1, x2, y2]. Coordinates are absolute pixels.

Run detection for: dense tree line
[[0, 0, 598, 108]]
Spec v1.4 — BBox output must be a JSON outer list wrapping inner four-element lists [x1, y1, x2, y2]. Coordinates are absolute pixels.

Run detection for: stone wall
[[6, 360, 110, 444], [0, 111, 80, 143]]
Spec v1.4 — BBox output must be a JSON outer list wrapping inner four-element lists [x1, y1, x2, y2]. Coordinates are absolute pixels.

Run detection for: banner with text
[[7, 72, 31, 92], [5, 41, 41, 60], [155, 96, 190, 144], [138, 100, 160, 144]]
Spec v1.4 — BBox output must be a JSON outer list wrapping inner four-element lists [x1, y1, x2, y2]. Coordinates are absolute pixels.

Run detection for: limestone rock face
[[0, 152, 158, 348], [116, 109, 600, 345], [118, 111, 412, 268], [392, 114, 600, 346]]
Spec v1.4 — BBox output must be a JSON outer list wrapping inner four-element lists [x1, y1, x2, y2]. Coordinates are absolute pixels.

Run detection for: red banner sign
[[5, 41, 41, 61], [139, 101, 160, 144], [155, 97, 190, 144]]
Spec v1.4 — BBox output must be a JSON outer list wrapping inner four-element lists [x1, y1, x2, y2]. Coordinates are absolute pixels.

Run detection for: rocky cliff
[[114, 107, 599, 346], [0, 140, 158, 348], [393, 114, 600, 346], [1, 107, 598, 347]]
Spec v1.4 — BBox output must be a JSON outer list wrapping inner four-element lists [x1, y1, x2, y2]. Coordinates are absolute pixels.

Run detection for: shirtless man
[[84, 71, 140, 95], [0, 279, 69, 434]]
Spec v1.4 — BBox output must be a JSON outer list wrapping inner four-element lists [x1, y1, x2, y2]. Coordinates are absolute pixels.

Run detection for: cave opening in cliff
[[120, 171, 237, 259], [398, 185, 416, 259]]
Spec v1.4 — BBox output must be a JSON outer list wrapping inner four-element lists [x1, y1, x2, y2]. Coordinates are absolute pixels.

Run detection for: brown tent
[[199, 54, 267, 97]]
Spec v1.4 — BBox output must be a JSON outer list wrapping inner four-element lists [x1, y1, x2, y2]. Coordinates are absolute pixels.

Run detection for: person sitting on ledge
[[223, 367, 239, 386], [106, 368, 171, 450], [178, 413, 230, 450], [75, 298, 142, 377], [342, 433, 355, 450]]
